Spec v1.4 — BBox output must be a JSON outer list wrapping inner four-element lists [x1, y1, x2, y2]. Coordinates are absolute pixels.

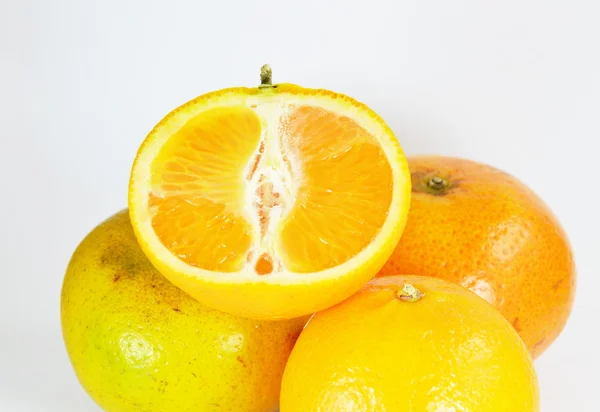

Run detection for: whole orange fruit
[[377, 156, 575, 358], [61, 210, 307, 412], [280, 275, 539, 411]]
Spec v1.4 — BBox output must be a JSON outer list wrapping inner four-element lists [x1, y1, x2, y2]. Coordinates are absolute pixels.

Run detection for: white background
[[1, 0, 598, 410]]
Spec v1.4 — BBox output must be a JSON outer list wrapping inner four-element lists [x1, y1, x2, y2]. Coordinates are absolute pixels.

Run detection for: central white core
[[242, 102, 301, 274]]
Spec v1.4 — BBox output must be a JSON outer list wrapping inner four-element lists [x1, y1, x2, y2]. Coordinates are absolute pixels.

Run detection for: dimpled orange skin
[[280, 275, 539, 412], [377, 156, 576, 358]]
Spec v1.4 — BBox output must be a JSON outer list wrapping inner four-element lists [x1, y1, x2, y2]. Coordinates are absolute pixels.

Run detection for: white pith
[[241, 102, 300, 274]]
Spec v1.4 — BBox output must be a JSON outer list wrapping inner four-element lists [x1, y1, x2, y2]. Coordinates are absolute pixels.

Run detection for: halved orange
[[128, 66, 411, 319]]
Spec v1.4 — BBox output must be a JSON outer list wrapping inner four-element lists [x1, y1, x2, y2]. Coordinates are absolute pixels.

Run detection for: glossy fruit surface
[[61, 210, 306, 412], [281, 275, 539, 412], [377, 156, 575, 358], [128, 67, 411, 319]]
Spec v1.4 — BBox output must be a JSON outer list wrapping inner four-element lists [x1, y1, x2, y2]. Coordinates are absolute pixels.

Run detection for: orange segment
[[148, 106, 261, 271], [150, 195, 253, 272], [279, 106, 393, 273]]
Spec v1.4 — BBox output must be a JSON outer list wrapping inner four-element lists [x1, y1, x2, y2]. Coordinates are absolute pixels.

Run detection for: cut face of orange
[[129, 73, 411, 319]]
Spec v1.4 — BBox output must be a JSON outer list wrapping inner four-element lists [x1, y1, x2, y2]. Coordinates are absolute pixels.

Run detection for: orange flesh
[[149, 104, 393, 274]]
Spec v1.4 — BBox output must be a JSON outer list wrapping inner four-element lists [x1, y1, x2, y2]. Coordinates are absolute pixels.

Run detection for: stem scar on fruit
[[397, 283, 424, 302], [411, 172, 451, 196], [428, 176, 448, 191]]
